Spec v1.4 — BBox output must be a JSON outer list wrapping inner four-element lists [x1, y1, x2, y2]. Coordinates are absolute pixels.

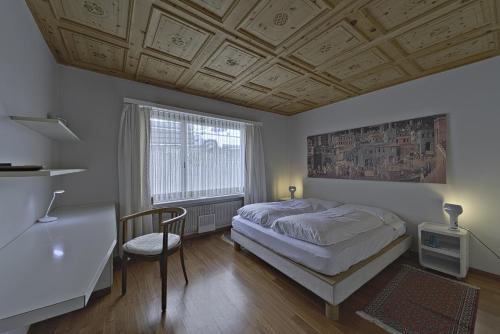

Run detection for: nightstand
[[418, 222, 469, 278]]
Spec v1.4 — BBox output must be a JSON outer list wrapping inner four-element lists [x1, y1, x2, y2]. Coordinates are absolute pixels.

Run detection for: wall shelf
[[10, 116, 80, 141], [0, 169, 86, 177]]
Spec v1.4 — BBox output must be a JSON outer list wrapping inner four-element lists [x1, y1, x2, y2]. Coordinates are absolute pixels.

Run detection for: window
[[149, 107, 245, 203]]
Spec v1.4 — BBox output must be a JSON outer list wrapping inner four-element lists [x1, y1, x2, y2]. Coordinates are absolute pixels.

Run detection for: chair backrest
[[120, 207, 187, 247], [159, 207, 187, 252], [160, 207, 187, 238]]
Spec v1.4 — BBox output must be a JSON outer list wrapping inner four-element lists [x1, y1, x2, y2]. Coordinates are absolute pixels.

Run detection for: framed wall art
[[307, 115, 447, 183]]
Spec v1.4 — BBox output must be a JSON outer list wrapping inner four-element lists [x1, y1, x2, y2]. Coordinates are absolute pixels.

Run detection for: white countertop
[[0, 203, 116, 329]]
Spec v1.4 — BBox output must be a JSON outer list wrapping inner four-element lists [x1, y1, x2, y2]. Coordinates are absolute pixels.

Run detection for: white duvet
[[237, 198, 342, 227], [271, 204, 405, 246]]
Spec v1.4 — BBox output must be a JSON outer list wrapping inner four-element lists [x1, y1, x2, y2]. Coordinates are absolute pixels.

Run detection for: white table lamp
[[444, 203, 463, 230], [38, 190, 65, 223]]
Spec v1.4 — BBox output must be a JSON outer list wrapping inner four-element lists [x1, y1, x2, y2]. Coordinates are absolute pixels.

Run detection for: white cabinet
[[418, 222, 469, 278]]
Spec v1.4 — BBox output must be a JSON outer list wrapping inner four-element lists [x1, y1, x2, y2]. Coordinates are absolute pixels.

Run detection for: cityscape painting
[[307, 115, 447, 183]]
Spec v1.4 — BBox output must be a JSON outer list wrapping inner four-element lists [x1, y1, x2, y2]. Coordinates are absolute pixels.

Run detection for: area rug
[[357, 264, 479, 334]]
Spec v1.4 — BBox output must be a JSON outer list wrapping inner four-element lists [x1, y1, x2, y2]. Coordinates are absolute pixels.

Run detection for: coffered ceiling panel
[[255, 94, 291, 109], [363, 0, 450, 31], [395, 1, 492, 53], [50, 0, 130, 39], [61, 29, 125, 72], [185, 0, 237, 20], [350, 66, 407, 90], [303, 85, 349, 105], [275, 100, 316, 114], [204, 41, 263, 78], [415, 32, 498, 70], [223, 86, 265, 103], [249, 64, 301, 89], [292, 21, 366, 67], [324, 48, 389, 80], [281, 77, 329, 97], [238, 0, 326, 48], [27, 0, 500, 115], [185, 72, 231, 95], [144, 7, 212, 63], [136, 54, 187, 86]]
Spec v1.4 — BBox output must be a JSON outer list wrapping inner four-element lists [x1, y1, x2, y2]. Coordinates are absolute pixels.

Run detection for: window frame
[[147, 104, 248, 205]]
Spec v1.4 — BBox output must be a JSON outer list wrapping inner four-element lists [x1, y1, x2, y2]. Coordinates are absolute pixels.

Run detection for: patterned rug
[[357, 265, 479, 334]]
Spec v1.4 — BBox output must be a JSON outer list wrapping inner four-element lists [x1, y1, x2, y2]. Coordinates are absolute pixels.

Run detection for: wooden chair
[[120, 207, 188, 311]]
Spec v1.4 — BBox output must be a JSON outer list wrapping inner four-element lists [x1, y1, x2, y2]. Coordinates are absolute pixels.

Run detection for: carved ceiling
[[27, 0, 500, 115]]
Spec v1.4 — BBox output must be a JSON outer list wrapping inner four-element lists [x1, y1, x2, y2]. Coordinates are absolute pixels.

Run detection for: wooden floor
[[31, 233, 500, 334]]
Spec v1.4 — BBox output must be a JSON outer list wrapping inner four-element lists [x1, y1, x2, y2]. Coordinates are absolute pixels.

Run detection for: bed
[[231, 201, 412, 320]]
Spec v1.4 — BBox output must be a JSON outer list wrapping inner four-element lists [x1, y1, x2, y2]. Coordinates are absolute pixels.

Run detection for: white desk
[[0, 203, 117, 332]]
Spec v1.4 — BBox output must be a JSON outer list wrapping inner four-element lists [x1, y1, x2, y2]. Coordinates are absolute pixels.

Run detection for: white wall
[[56, 66, 290, 207], [289, 56, 500, 275], [0, 0, 58, 249]]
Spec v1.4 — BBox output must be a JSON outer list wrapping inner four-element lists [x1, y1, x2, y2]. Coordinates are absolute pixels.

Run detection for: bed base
[[231, 229, 411, 320]]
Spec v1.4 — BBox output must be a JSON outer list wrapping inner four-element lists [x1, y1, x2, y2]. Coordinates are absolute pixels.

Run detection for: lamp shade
[[443, 203, 463, 230]]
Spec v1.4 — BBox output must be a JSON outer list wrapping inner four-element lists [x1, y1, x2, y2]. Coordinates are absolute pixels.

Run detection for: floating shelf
[[10, 116, 80, 141], [0, 169, 86, 177]]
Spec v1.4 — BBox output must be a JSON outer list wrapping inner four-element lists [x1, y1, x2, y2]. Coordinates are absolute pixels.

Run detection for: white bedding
[[271, 204, 406, 246], [271, 206, 385, 246], [232, 215, 406, 276], [237, 198, 342, 227]]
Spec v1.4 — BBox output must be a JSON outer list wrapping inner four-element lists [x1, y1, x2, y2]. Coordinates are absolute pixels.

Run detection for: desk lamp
[[38, 190, 65, 223]]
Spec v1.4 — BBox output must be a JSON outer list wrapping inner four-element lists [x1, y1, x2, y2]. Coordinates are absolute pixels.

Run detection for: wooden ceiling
[[27, 0, 500, 115]]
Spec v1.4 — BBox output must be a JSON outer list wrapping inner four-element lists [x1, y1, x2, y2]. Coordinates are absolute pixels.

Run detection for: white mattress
[[232, 215, 405, 276]]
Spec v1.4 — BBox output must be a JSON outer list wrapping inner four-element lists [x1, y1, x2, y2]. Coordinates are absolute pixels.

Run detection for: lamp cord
[[459, 225, 500, 260]]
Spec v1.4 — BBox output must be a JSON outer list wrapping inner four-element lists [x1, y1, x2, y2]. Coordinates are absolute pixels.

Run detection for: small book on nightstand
[[418, 222, 469, 278]]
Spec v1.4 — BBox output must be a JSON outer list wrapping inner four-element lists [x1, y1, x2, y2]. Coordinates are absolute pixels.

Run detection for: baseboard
[[184, 225, 231, 240], [409, 250, 500, 279], [469, 267, 500, 280]]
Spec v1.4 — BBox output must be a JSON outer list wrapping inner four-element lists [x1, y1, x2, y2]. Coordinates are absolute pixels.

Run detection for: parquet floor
[[30, 233, 500, 333]]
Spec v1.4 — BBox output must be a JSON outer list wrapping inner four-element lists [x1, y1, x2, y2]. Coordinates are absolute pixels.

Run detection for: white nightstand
[[418, 222, 469, 278]]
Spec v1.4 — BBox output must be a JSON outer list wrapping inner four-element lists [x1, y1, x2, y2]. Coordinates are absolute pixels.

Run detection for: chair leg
[[160, 256, 167, 312], [121, 255, 128, 295], [180, 245, 188, 285]]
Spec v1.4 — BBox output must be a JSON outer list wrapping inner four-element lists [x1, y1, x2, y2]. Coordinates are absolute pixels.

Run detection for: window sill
[[153, 194, 244, 208]]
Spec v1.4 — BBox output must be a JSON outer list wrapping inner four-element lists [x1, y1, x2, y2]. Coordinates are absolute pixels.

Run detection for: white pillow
[[340, 203, 406, 233], [305, 198, 343, 211], [272, 206, 383, 246]]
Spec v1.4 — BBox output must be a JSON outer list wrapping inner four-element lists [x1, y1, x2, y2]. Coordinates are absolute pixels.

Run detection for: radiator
[[198, 214, 215, 233], [184, 198, 243, 235]]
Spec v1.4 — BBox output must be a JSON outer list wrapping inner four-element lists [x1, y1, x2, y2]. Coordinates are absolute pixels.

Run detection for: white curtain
[[244, 124, 267, 204], [150, 108, 245, 203], [118, 103, 153, 250]]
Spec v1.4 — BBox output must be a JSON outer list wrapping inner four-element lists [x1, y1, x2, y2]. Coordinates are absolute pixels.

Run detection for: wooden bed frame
[[231, 229, 412, 320]]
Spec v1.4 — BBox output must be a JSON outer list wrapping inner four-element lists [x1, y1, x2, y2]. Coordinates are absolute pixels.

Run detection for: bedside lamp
[[289, 186, 296, 200], [38, 190, 65, 223], [444, 203, 463, 230]]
